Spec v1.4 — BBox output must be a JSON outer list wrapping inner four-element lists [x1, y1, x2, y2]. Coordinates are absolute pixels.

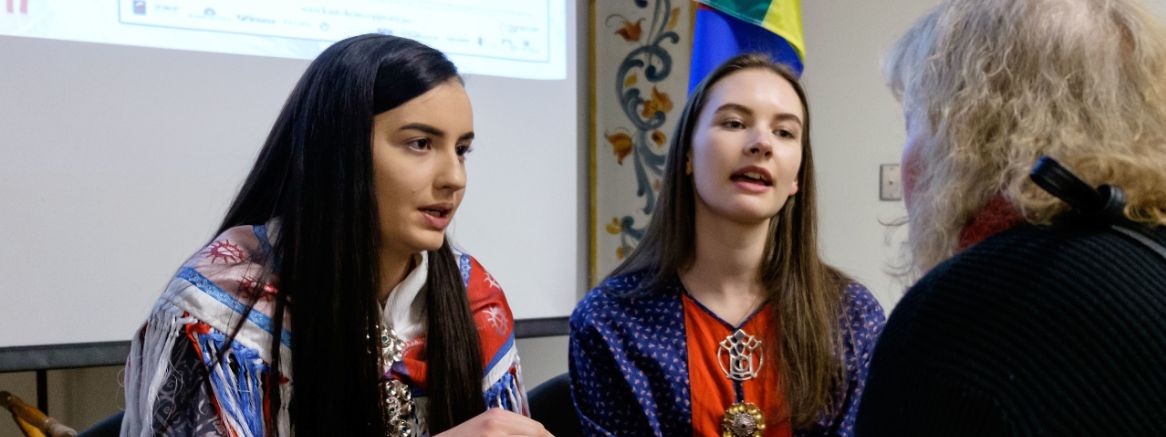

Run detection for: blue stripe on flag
[[690, 6, 803, 92]]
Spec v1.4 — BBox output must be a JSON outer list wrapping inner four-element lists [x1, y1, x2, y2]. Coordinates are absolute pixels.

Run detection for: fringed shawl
[[122, 223, 527, 436]]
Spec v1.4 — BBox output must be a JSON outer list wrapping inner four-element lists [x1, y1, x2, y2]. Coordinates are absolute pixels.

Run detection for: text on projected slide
[[0, 0, 565, 79]]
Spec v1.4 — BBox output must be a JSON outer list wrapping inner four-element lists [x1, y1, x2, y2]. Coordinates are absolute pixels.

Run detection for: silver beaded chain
[[374, 324, 416, 436]]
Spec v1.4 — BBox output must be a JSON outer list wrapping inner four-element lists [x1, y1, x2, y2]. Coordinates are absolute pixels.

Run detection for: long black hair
[[218, 33, 485, 435]]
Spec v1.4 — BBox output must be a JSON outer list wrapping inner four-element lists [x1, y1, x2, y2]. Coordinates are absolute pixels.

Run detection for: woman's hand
[[435, 408, 553, 437]]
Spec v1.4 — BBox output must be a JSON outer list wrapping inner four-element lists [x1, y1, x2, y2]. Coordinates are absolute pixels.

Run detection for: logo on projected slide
[[5, 0, 27, 14]]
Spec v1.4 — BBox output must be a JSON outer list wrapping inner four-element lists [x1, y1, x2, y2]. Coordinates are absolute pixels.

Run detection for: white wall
[[0, 2, 578, 350], [802, 0, 939, 311]]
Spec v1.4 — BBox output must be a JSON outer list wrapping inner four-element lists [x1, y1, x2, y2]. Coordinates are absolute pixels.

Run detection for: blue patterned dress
[[569, 271, 885, 436]]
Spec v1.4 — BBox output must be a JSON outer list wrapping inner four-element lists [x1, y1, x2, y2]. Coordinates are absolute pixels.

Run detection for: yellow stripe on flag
[[761, 1, 805, 59]]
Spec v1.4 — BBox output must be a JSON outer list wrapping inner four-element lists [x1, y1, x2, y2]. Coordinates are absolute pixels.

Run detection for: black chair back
[[77, 410, 122, 437], [528, 373, 582, 437]]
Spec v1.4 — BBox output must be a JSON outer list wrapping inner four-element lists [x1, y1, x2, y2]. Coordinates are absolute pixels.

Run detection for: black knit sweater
[[855, 218, 1166, 436]]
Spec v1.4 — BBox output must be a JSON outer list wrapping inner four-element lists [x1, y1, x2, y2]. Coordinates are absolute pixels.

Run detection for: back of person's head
[[218, 34, 483, 435], [612, 53, 848, 428], [886, 0, 1166, 272]]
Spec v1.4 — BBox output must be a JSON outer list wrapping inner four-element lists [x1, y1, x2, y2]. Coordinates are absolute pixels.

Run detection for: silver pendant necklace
[[717, 329, 764, 381], [717, 328, 767, 437], [682, 278, 769, 437]]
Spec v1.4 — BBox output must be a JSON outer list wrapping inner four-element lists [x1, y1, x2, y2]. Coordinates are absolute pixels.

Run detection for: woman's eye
[[776, 129, 796, 139], [407, 138, 432, 151], [456, 144, 474, 157], [721, 119, 745, 129]]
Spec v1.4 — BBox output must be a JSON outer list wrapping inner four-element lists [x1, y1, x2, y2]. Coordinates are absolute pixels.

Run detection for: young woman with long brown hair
[[570, 54, 885, 437]]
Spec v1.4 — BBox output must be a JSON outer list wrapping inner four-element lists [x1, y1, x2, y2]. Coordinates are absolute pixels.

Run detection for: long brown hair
[[610, 53, 848, 428]]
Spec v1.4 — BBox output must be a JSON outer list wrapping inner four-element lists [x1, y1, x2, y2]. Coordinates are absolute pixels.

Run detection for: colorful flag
[[689, 0, 804, 90]]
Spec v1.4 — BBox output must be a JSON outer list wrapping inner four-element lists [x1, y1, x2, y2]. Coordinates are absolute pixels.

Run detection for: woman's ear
[[685, 151, 693, 175], [790, 179, 799, 196]]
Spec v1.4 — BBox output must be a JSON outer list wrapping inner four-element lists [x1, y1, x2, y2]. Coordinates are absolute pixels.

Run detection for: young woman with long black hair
[[121, 34, 549, 437]]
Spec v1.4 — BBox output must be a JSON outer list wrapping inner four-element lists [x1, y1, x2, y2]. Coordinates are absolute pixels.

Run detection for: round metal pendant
[[721, 401, 765, 437]]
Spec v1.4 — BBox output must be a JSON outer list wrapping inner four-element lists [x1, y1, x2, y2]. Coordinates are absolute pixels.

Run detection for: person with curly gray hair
[[856, 0, 1166, 434]]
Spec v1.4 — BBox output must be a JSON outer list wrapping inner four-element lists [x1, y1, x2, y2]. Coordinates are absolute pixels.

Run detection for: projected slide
[[0, 0, 565, 79]]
